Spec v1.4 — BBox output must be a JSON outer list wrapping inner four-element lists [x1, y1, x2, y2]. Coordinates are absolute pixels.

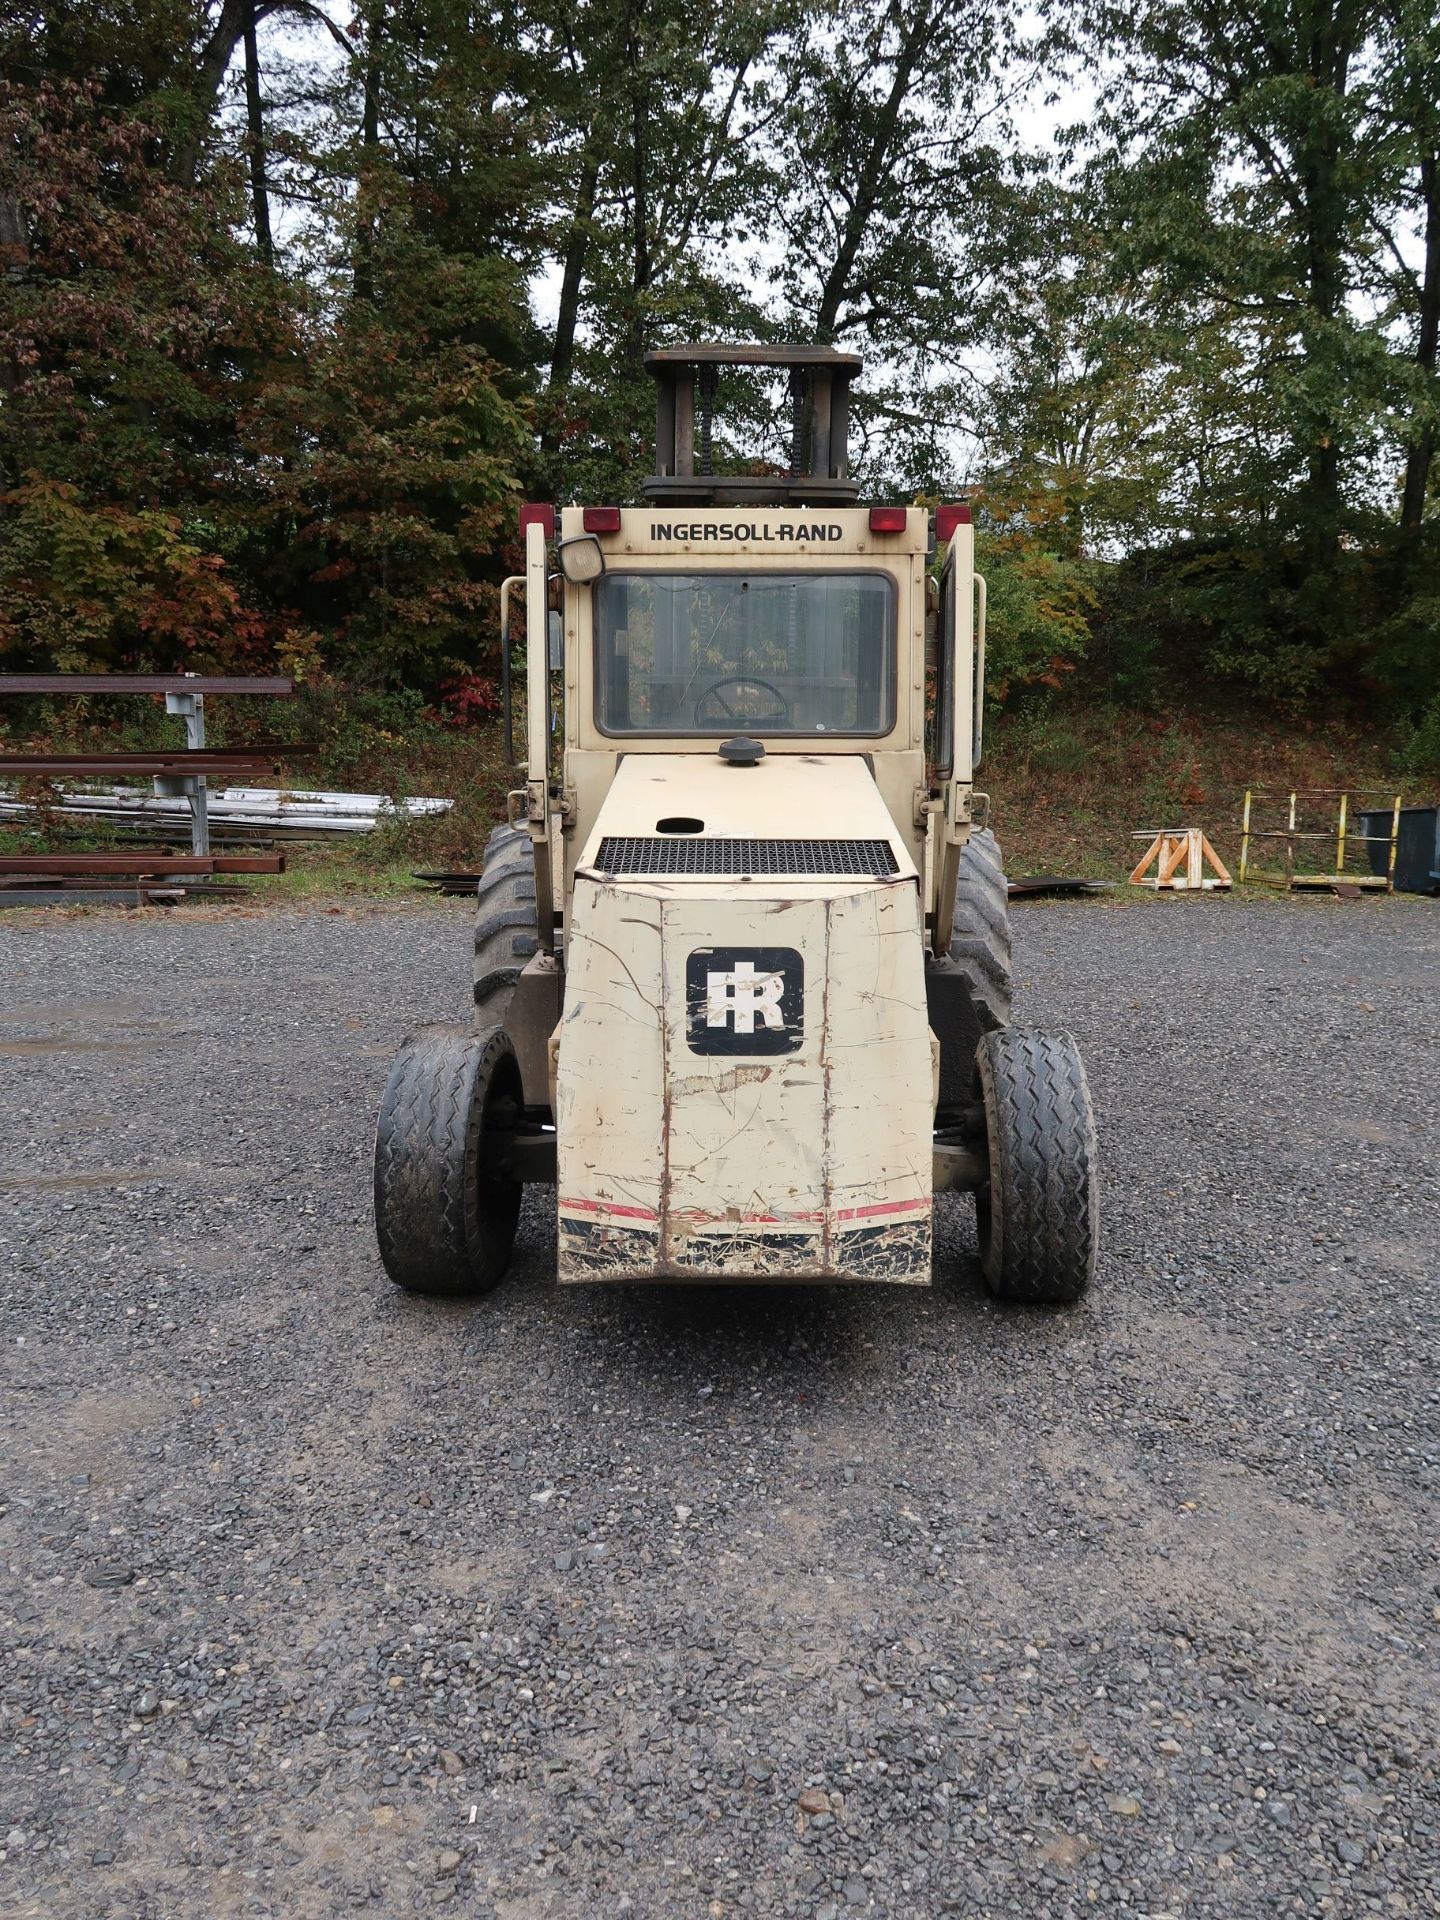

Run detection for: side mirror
[[557, 534, 605, 584], [547, 608, 563, 670]]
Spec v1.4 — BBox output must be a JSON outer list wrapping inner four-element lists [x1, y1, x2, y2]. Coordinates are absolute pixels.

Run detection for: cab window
[[594, 571, 895, 735]]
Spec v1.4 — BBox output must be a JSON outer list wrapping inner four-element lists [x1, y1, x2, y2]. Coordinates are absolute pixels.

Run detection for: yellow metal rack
[[1238, 789, 1402, 890]]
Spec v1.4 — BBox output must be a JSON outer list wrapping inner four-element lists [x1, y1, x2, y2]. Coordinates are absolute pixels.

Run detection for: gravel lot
[[2, 892, 1437, 1919]]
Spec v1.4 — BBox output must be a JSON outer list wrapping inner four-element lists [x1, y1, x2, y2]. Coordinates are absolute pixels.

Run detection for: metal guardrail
[[0, 674, 292, 695], [0, 749, 311, 775], [0, 672, 299, 859], [0, 853, 284, 875]]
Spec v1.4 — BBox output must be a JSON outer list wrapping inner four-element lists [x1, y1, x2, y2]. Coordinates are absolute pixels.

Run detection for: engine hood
[[574, 753, 916, 884]]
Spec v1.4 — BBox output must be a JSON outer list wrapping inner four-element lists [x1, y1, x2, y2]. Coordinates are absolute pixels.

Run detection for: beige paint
[[572, 751, 918, 868], [555, 760, 933, 1284], [563, 746, 928, 914], [523, 519, 550, 831], [931, 519, 978, 954], [511, 504, 986, 1284], [545, 505, 976, 947]]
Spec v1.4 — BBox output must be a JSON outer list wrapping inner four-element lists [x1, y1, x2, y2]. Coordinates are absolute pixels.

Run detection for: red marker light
[[583, 507, 622, 533], [519, 502, 555, 538], [868, 507, 908, 533], [936, 502, 972, 542]]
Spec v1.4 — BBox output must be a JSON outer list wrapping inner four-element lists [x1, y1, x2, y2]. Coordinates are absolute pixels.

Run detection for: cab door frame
[[930, 518, 986, 956]]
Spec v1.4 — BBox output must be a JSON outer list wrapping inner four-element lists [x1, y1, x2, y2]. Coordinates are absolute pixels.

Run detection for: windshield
[[594, 571, 895, 735]]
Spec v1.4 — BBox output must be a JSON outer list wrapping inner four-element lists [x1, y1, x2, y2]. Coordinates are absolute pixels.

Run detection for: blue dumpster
[[1357, 806, 1440, 894]]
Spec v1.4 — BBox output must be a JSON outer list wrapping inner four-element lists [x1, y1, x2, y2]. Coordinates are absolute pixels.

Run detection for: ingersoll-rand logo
[[685, 947, 804, 1055], [649, 522, 844, 543]]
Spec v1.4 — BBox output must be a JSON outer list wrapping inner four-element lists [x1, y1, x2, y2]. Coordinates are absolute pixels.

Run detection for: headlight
[[557, 535, 605, 584]]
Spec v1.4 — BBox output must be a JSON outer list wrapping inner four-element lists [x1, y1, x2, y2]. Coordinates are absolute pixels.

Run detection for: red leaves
[[1, 75, 530, 686], [436, 673, 502, 728], [0, 479, 271, 673]]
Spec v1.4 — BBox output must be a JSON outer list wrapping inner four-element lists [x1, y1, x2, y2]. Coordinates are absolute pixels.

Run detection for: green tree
[[528, 0, 794, 500], [766, 0, 1033, 491], [1085, 0, 1397, 572], [248, 202, 534, 683], [248, 0, 541, 681], [0, 75, 287, 668], [1367, 0, 1440, 544]]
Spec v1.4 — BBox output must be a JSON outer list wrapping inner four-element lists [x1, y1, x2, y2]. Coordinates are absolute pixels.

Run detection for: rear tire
[[928, 828, 1013, 1112], [975, 1027, 1098, 1305], [374, 1024, 522, 1298], [949, 826, 1012, 1028], [473, 823, 539, 1025]]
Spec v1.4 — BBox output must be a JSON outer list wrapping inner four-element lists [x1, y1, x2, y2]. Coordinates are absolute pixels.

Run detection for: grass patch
[[985, 700, 1435, 881]]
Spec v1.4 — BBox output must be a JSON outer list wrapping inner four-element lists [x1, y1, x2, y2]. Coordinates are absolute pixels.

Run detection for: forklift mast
[[643, 344, 864, 509]]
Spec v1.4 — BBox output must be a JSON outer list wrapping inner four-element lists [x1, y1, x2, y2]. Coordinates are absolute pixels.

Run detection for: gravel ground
[[1, 892, 1437, 1920]]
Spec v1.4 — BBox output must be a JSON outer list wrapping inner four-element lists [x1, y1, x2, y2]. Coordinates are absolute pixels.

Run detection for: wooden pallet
[[1129, 828, 1231, 892]]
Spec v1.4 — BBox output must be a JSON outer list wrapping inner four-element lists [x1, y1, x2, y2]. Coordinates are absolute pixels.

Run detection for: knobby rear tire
[[473, 823, 539, 1026], [928, 827, 1014, 1112], [948, 826, 1013, 1030]]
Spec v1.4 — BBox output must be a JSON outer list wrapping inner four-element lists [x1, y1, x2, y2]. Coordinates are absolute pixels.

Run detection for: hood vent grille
[[594, 836, 899, 878]]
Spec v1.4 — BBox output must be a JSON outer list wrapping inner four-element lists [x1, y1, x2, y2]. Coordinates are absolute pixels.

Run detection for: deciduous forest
[[2, 0, 1438, 773]]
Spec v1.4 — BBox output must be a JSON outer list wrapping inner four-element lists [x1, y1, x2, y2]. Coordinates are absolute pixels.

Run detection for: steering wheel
[[694, 675, 792, 728]]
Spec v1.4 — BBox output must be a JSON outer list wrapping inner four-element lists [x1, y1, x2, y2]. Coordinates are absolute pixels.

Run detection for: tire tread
[[948, 827, 1012, 1030], [976, 1028, 1098, 1304], [473, 824, 540, 1023], [373, 1024, 521, 1297]]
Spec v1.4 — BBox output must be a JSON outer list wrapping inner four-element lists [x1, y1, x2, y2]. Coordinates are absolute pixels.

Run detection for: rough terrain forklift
[[373, 345, 1098, 1301]]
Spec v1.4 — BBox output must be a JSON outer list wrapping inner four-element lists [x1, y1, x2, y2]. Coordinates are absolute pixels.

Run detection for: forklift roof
[[644, 343, 864, 372]]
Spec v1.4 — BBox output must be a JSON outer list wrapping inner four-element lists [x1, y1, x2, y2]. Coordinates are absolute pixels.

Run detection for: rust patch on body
[[558, 1216, 659, 1280], [667, 1063, 773, 1102], [557, 1204, 930, 1284]]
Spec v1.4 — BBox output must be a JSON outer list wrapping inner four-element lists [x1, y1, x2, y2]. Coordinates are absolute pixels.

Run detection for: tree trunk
[[244, 18, 273, 267], [0, 190, 24, 405], [0, 187, 26, 493], [171, 0, 254, 186], [813, 7, 933, 340], [628, 68, 651, 377], [541, 149, 600, 455], [353, 3, 384, 304], [1300, 166, 1345, 565], [1400, 150, 1439, 535], [1298, 193, 1347, 567], [1296, 0, 1352, 571]]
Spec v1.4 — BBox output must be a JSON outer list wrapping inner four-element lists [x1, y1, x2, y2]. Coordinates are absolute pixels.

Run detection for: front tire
[[975, 1028, 1098, 1305], [373, 1024, 523, 1297]]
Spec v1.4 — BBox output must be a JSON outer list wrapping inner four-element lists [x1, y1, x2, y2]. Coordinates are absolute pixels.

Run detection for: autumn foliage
[[0, 0, 1436, 747], [0, 66, 530, 693]]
